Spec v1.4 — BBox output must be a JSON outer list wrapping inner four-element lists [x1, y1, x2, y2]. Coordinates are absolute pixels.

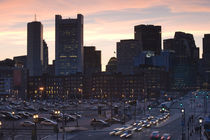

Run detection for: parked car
[[17, 112, 29, 119], [40, 119, 57, 126], [20, 121, 35, 127], [37, 117, 48, 123], [105, 117, 122, 124], [90, 119, 110, 127]]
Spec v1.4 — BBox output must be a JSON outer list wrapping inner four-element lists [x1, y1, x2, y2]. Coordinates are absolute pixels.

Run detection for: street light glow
[[39, 87, 44, 91], [181, 109, 184, 113], [199, 118, 203, 124]]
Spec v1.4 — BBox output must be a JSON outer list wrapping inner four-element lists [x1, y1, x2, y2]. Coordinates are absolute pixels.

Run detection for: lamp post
[[199, 118, 203, 140], [12, 111, 15, 140], [54, 110, 60, 140], [181, 108, 185, 140], [32, 114, 39, 140], [0, 121, 2, 137], [122, 94, 125, 124], [39, 87, 44, 100]]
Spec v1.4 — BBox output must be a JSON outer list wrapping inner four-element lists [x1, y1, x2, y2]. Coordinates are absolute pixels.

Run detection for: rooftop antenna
[[34, 14, 37, 21]]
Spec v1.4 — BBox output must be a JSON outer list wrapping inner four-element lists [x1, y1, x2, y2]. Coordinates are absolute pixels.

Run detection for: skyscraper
[[134, 25, 161, 55], [84, 46, 101, 76], [55, 14, 83, 76], [202, 34, 210, 87], [117, 39, 142, 74], [27, 21, 43, 76], [203, 34, 210, 66], [43, 40, 48, 74], [163, 32, 199, 89]]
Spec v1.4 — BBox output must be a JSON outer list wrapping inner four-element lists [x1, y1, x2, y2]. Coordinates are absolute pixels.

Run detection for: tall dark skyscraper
[[203, 34, 210, 66], [43, 40, 48, 73], [134, 25, 161, 55], [84, 46, 101, 76], [117, 39, 142, 74], [27, 21, 43, 76], [202, 34, 210, 86], [163, 32, 199, 89], [55, 14, 83, 76]]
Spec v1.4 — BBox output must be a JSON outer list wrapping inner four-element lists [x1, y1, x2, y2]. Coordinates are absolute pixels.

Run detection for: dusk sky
[[1, 0, 210, 70]]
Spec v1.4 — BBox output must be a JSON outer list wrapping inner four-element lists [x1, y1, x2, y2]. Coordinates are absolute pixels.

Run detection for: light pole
[[0, 121, 2, 137], [54, 110, 60, 140], [12, 111, 15, 140], [122, 94, 125, 124], [199, 118, 203, 140], [181, 108, 185, 140], [32, 114, 39, 140], [39, 87, 44, 100]]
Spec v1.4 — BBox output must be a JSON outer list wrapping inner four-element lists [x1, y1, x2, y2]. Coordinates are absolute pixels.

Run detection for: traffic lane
[[70, 113, 180, 140]]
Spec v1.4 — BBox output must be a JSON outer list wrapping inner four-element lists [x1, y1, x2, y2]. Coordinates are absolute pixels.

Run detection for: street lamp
[[199, 118, 203, 140], [181, 109, 185, 113], [54, 110, 60, 140], [12, 111, 15, 140], [32, 114, 39, 140], [0, 121, 2, 137], [181, 108, 185, 140], [39, 87, 44, 100]]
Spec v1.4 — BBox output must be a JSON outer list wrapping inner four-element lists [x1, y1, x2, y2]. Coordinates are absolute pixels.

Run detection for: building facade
[[106, 57, 117, 74], [55, 14, 83, 75], [27, 21, 43, 76], [163, 32, 199, 90], [117, 39, 142, 74], [43, 40, 49, 74], [27, 73, 84, 100], [134, 25, 161, 55], [84, 46, 101, 76]]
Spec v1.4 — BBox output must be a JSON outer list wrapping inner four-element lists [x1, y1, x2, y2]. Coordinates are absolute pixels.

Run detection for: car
[[157, 115, 164, 121], [114, 126, 131, 136], [72, 113, 82, 118], [132, 126, 142, 131], [0, 114, 6, 119], [132, 121, 142, 126], [20, 121, 35, 127], [14, 115, 22, 120], [151, 119, 158, 125], [148, 115, 154, 120], [65, 114, 76, 121], [142, 122, 151, 128], [39, 107, 48, 112], [40, 119, 57, 126], [161, 133, 171, 140], [17, 112, 29, 119], [90, 119, 110, 127], [109, 128, 120, 136], [120, 130, 133, 138], [37, 117, 48, 123], [24, 112, 33, 117], [150, 131, 160, 140], [106, 117, 122, 124]]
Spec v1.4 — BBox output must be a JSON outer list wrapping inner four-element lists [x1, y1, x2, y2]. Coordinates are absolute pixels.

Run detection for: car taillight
[[167, 136, 171, 140], [155, 135, 159, 138], [161, 136, 164, 140]]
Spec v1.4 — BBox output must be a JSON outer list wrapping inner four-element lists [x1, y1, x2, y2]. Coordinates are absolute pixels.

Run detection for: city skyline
[[0, 0, 210, 70]]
